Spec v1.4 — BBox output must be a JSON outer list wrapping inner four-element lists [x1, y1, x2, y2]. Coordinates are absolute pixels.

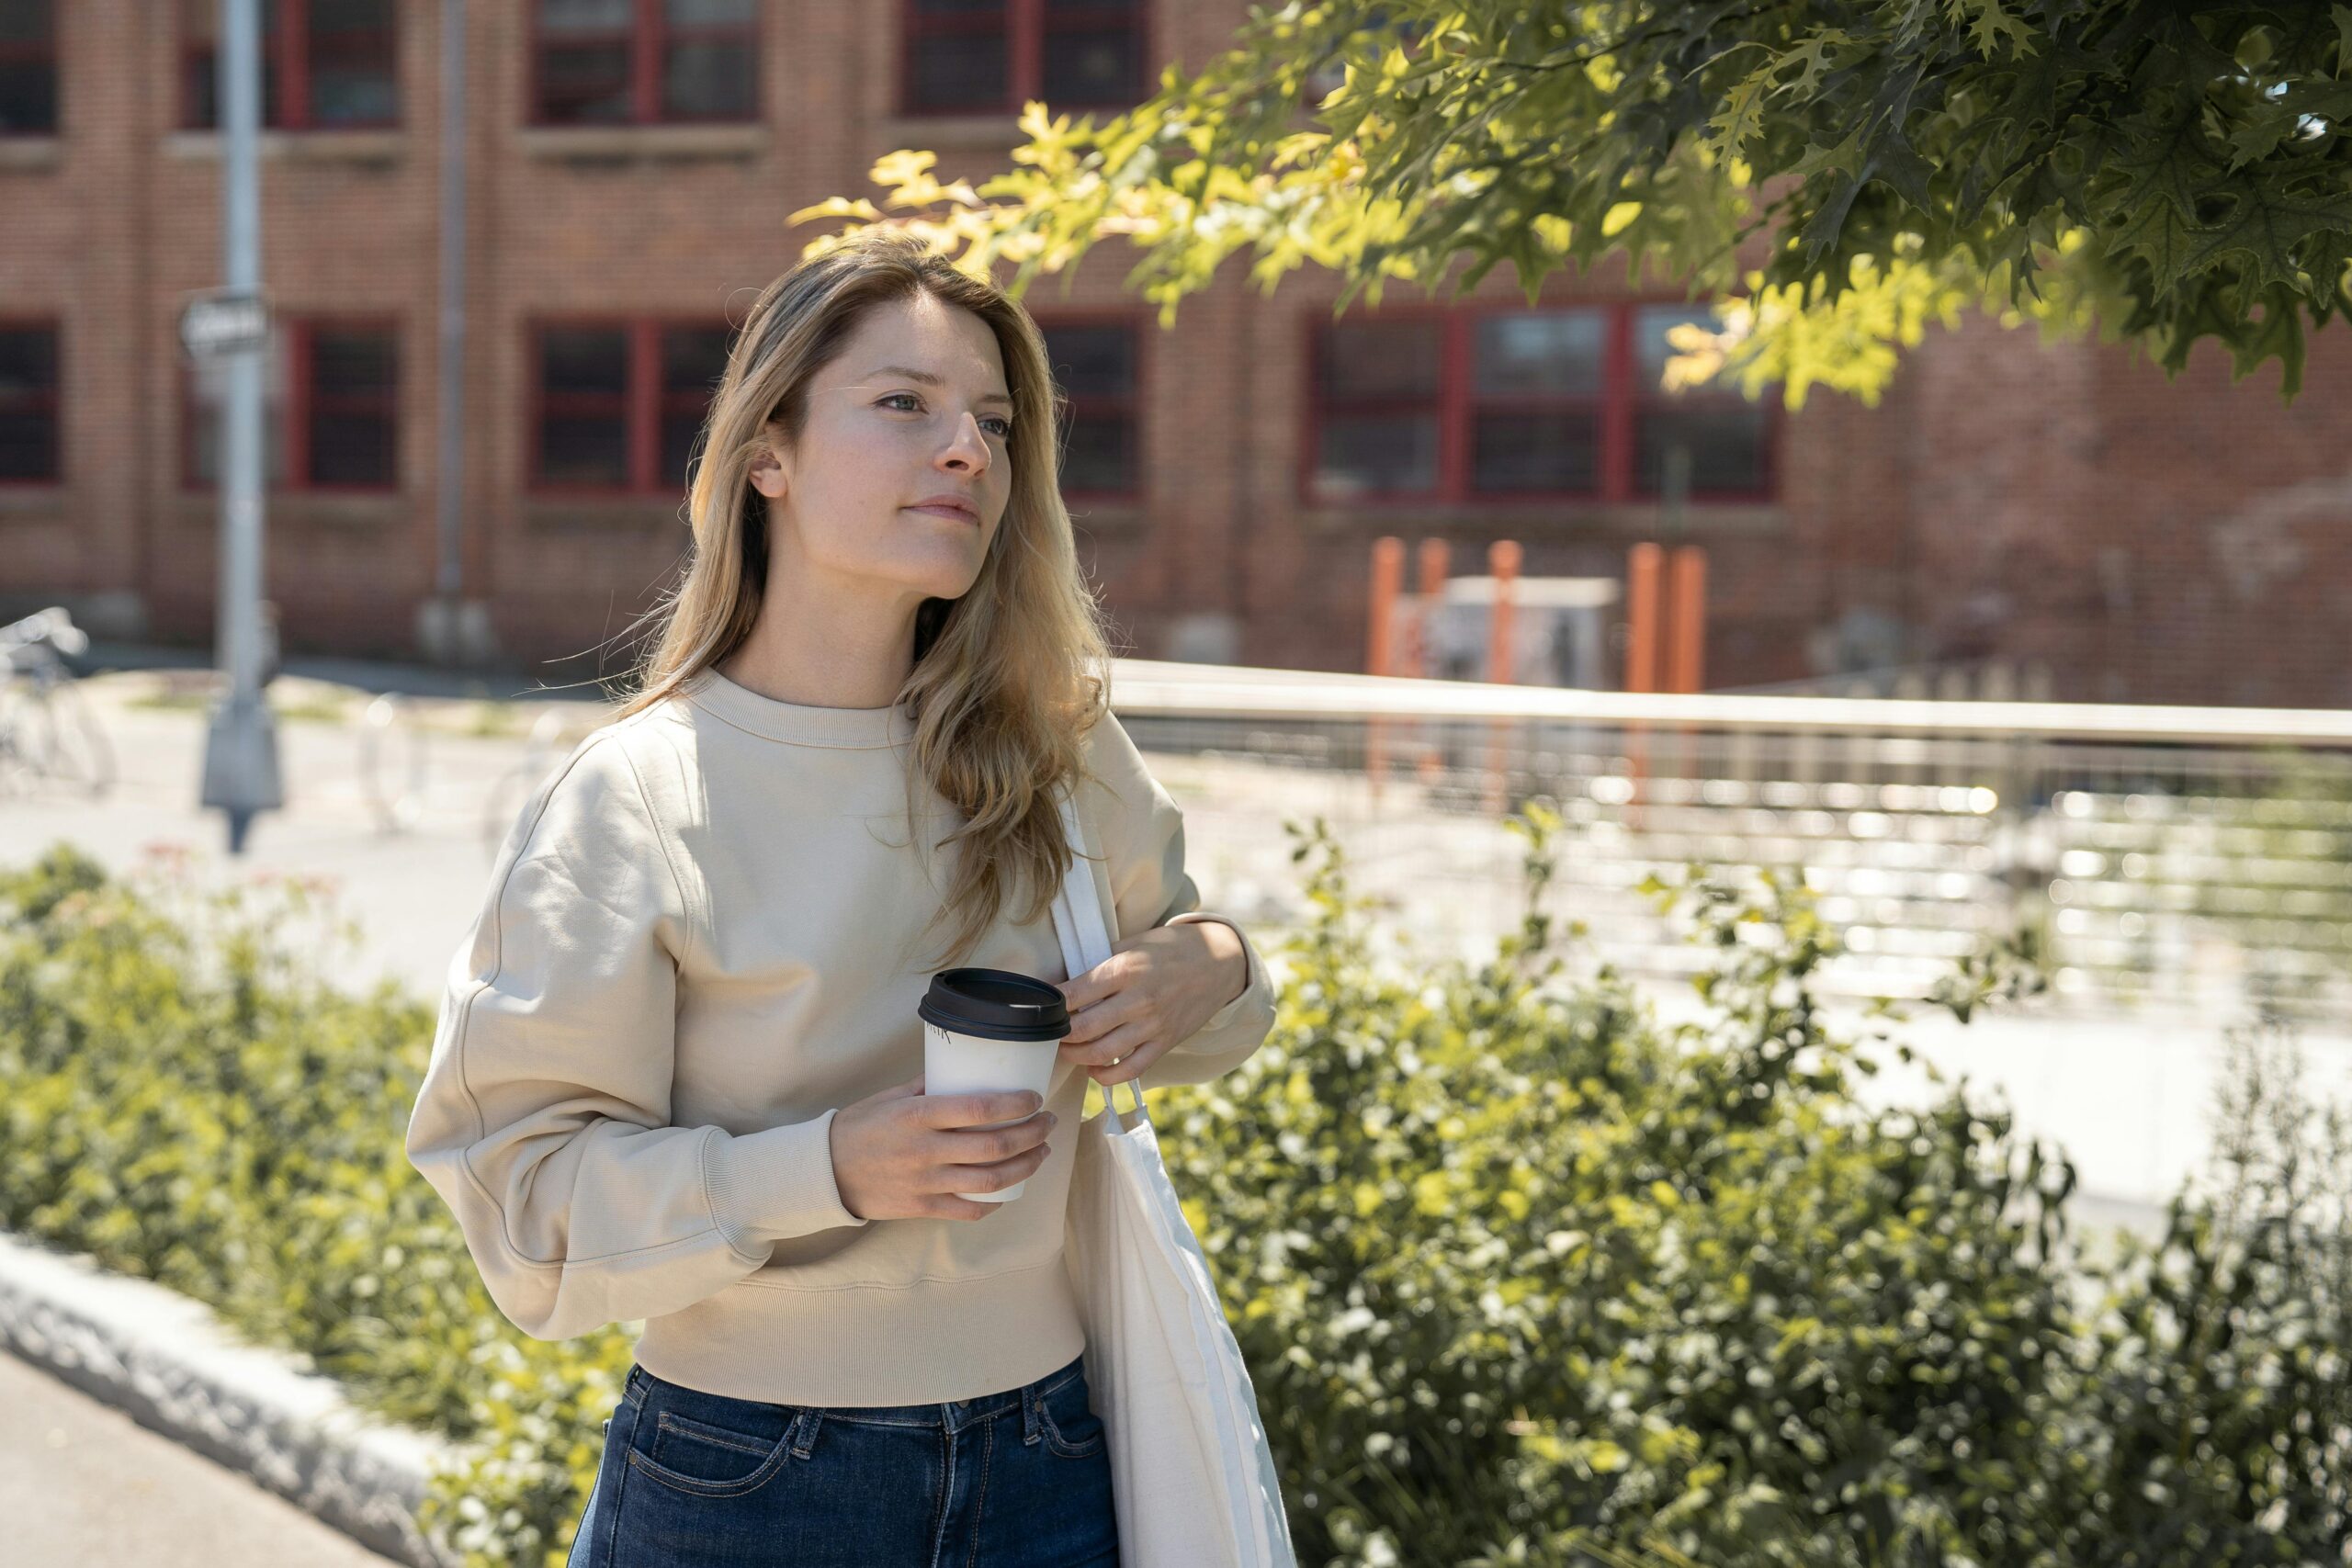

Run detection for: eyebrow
[[865, 366, 1014, 409]]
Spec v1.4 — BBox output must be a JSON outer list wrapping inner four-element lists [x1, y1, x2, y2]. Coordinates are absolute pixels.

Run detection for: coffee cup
[[917, 966, 1070, 1202]]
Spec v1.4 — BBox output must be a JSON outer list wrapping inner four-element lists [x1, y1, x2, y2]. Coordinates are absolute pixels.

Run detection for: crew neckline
[[681, 666, 918, 748]]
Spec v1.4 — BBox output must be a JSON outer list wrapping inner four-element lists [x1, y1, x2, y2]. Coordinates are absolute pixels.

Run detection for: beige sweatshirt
[[402, 666, 1276, 1407]]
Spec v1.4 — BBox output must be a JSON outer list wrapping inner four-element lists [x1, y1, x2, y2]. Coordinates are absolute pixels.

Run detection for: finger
[[1091, 1042, 1163, 1087], [1061, 1020, 1146, 1067], [919, 1088, 1045, 1128]]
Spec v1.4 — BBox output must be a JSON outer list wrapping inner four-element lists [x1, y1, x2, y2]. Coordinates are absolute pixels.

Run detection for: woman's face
[[751, 291, 1012, 605]]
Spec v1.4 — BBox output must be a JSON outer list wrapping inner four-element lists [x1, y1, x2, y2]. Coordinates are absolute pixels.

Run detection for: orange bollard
[[1666, 546, 1706, 694], [1624, 542, 1663, 826], [1666, 546, 1706, 786], [1414, 538, 1450, 784], [1485, 540, 1521, 816], [1366, 537, 1404, 794]]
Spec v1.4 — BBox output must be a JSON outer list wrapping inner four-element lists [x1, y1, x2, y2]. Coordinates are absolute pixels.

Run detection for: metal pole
[[198, 0, 283, 853], [435, 0, 466, 602]]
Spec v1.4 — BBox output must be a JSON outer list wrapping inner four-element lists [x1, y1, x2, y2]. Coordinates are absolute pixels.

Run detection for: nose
[[938, 409, 990, 475]]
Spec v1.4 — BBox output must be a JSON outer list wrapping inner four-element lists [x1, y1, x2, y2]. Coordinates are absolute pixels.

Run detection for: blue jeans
[[565, 1353, 1120, 1567]]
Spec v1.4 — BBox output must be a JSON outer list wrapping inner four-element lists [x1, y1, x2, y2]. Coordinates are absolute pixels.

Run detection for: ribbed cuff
[[705, 1110, 870, 1255]]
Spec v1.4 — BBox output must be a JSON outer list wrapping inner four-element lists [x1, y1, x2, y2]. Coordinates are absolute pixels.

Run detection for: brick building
[[3, 1, 2348, 707]]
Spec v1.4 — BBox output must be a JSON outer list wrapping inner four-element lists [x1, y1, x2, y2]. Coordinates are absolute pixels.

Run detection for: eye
[[879, 392, 1013, 439]]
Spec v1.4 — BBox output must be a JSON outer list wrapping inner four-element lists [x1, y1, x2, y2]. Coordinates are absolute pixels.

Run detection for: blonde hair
[[611, 230, 1116, 974]]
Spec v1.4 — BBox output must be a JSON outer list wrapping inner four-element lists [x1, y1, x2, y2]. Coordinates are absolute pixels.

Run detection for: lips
[[907, 499, 979, 525]]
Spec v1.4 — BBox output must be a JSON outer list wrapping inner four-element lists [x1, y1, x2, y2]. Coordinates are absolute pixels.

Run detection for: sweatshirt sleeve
[[1082, 711, 1279, 1091], [402, 729, 866, 1344]]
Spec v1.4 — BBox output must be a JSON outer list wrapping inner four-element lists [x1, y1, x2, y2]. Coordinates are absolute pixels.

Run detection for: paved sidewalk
[[0, 1347, 397, 1565]]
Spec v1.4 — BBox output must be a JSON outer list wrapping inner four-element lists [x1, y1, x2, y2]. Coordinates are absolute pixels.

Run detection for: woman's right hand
[[828, 1074, 1058, 1222]]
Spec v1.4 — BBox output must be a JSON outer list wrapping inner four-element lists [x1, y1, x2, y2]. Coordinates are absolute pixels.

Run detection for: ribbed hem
[[634, 1257, 1087, 1406], [705, 1111, 869, 1255]]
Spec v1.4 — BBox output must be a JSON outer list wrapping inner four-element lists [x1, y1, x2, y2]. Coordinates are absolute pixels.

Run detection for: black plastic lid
[[917, 966, 1071, 1043]]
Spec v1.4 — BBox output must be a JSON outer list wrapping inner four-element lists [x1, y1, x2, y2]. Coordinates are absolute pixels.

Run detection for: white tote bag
[[1048, 783, 1298, 1568]]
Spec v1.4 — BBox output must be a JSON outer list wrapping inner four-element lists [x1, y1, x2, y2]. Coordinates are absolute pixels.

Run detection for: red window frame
[[528, 317, 731, 496], [899, 0, 1149, 118], [178, 316, 401, 494], [178, 0, 402, 132], [527, 0, 763, 128], [0, 317, 62, 487], [1034, 310, 1144, 501], [0, 0, 57, 138], [1301, 296, 1780, 507]]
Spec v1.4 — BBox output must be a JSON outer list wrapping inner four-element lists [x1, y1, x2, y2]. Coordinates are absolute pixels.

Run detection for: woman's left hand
[[1055, 921, 1248, 1087]]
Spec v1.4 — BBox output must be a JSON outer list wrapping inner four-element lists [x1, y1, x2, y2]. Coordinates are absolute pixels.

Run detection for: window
[[0, 0, 55, 136], [0, 322, 60, 483], [901, 0, 1147, 117], [531, 319, 730, 494], [1037, 318, 1139, 497], [180, 0, 400, 131], [533, 0, 759, 126], [1307, 300, 1774, 504], [183, 319, 399, 491], [1629, 303, 1770, 497]]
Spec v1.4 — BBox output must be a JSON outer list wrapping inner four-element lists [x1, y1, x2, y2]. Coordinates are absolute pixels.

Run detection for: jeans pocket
[[1039, 1378, 1107, 1460], [626, 1406, 800, 1499]]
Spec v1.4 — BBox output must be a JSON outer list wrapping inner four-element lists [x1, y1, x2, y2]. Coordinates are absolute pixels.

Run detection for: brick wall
[[5, 2, 2349, 707]]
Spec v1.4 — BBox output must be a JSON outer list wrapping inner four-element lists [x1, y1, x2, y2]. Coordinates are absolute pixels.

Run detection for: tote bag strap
[[1049, 780, 1149, 1129]]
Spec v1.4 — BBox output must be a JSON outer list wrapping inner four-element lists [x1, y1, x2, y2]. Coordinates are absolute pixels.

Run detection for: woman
[[402, 230, 1278, 1566]]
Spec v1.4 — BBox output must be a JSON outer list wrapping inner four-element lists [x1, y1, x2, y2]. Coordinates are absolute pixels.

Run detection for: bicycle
[[480, 705, 573, 863], [0, 606, 118, 799]]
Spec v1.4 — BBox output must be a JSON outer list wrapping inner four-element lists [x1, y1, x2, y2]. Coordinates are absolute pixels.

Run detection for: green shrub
[[2, 814, 2346, 1568]]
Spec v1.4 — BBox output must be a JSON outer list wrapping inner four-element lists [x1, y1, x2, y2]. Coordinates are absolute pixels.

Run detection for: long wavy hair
[[610, 230, 1117, 975]]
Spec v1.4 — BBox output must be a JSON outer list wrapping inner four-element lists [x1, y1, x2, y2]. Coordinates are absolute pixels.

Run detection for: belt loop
[[1022, 1382, 1042, 1446], [789, 1407, 823, 1460]]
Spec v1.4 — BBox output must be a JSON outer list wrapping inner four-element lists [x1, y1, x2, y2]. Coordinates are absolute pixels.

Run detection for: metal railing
[[1102, 660, 2352, 1024]]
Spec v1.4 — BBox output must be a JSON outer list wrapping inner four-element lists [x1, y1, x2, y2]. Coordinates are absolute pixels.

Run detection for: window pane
[[312, 328, 394, 395], [541, 0, 633, 33], [1635, 405, 1769, 493], [909, 33, 1004, 110], [1474, 311, 1601, 395], [1317, 413, 1438, 496], [664, 0, 755, 22], [1321, 319, 1441, 400], [660, 412, 707, 489], [1040, 26, 1139, 105], [310, 409, 394, 485], [0, 60, 52, 133], [539, 415, 628, 486], [661, 326, 730, 395], [0, 326, 56, 390], [541, 328, 629, 394], [538, 41, 633, 121], [1042, 323, 1134, 398], [1634, 302, 1729, 390], [1472, 412, 1598, 492], [661, 39, 755, 118], [308, 0, 398, 125], [0, 2, 56, 45], [1060, 413, 1134, 492], [0, 326, 54, 479], [0, 409, 52, 479]]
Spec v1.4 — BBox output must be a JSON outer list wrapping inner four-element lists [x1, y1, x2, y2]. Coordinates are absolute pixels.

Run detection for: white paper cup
[[917, 966, 1070, 1203], [922, 1020, 1059, 1201]]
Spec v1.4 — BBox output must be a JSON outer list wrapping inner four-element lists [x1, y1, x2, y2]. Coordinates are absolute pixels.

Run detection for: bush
[[2, 817, 2346, 1568]]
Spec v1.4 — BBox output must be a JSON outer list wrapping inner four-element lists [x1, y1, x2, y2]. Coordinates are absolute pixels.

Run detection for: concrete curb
[[0, 1226, 466, 1568]]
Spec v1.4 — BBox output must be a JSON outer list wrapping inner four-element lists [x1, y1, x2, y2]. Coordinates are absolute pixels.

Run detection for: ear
[[746, 440, 788, 501]]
